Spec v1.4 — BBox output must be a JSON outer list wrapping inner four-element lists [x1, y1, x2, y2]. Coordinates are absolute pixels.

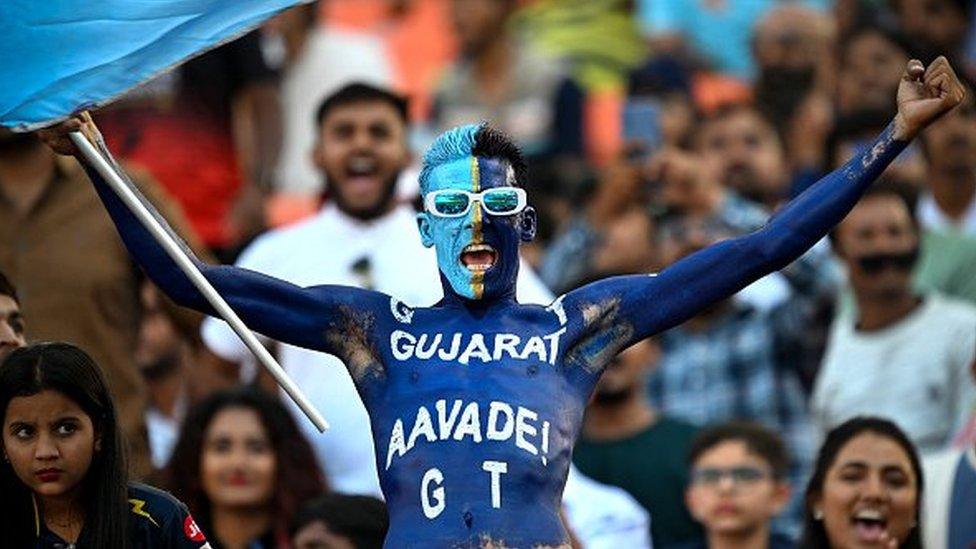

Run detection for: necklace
[[34, 495, 83, 542]]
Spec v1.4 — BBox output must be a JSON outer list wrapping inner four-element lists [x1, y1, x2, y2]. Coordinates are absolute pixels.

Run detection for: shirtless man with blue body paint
[[41, 58, 964, 548]]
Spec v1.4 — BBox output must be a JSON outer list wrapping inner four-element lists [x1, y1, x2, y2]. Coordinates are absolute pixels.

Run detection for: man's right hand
[[36, 111, 100, 157]]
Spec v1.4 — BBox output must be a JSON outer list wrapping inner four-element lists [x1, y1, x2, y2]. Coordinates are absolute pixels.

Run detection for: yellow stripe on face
[[470, 156, 484, 299], [471, 155, 480, 192]]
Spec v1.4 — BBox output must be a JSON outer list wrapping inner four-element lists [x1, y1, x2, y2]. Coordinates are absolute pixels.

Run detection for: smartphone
[[622, 97, 662, 161]]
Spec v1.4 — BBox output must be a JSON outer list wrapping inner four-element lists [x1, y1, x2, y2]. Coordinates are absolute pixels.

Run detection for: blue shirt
[[34, 483, 210, 549]]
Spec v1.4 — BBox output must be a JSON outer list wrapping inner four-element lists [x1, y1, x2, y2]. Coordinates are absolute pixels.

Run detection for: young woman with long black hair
[[0, 342, 210, 548], [164, 387, 325, 549]]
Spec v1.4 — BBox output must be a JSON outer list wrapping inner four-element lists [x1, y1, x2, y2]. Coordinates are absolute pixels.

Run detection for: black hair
[[693, 102, 781, 150], [688, 421, 790, 480], [291, 493, 389, 548], [799, 417, 923, 549], [889, 0, 974, 19], [314, 82, 409, 127], [840, 12, 913, 60], [419, 123, 529, 196], [827, 177, 919, 251], [955, 0, 974, 18], [0, 270, 18, 303], [164, 386, 326, 542], [0, 342, 129, 548], [471, 124, 529, 188]]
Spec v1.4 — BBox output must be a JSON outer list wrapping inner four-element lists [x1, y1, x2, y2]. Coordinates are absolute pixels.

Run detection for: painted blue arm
[[79, 140, 385, 355], [565, 124, 906, 349]]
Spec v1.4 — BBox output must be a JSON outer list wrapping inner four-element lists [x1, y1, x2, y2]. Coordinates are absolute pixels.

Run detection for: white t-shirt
[[563, 465, 653, 549], [918, 192, 976, 237], [813, 294, 976, 453], [201, 203, 553, 496]]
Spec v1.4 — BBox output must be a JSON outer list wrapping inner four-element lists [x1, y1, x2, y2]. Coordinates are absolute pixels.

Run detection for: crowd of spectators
[[3, 0, 976, 547]]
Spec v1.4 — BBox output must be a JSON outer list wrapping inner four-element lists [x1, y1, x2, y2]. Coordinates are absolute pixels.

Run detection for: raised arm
[[564, 58, 965, 348], [38, 114, 388, 355]]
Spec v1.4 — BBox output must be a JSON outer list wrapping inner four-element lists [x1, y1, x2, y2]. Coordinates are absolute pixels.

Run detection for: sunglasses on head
[[424, 187, 527, 218]]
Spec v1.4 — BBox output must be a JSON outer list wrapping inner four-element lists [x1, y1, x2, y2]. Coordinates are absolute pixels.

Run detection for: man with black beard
[[574, 337, 703, 547], [695, 103, 792, 210], [137, 282, 200, 469], [814, 184, 976, 454]]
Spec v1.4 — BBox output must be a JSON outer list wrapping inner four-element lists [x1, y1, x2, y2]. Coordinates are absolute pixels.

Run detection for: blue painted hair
[[419, 123, 527, 196]]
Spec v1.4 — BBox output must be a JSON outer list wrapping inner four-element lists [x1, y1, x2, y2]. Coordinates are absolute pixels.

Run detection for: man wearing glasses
[[42, 57, 964, 547]]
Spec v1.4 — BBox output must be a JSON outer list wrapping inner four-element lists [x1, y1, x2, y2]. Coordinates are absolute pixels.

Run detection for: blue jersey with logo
[[34, 483, 210, 548], [80, 125, 904, 547]]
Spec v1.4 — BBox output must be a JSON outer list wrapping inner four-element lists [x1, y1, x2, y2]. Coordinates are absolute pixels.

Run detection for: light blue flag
[[0, 0, 307, 131]]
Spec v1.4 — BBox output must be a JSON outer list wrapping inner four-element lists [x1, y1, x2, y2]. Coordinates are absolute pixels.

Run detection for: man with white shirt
[[815, 184, 976, 453]]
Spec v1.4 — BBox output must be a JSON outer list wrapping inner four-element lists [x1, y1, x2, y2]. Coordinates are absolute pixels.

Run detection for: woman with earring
[[800, 417, 923, 549], [0, 342, 210, 548]]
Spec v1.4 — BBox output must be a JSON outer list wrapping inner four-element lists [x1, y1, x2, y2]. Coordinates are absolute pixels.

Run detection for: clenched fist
[[894, 56, 967, 141]]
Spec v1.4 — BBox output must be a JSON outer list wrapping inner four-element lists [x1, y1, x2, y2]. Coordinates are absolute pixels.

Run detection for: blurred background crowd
[[2, 0, 976, 547]]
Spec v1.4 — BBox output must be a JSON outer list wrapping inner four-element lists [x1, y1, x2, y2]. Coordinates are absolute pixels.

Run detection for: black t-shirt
[[34, 483, 211, 548], [574, 417, 704, 547]]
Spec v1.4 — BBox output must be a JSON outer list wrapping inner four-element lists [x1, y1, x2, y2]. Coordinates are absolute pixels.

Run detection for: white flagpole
[[69, 131, 329, 432]]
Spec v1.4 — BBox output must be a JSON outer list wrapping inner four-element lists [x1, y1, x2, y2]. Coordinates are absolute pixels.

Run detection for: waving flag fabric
[[0, 0, 306, 131]]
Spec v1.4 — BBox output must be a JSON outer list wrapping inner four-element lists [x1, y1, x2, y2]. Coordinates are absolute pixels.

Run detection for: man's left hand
[[894, 57, 966, 140]]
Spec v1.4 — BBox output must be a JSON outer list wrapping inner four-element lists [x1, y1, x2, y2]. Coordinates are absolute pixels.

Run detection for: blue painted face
[[418, 156, 534, 301]]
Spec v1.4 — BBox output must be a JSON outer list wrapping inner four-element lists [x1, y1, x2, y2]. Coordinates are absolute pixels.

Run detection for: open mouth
[[460, 243, 497, 272], [851, 509, 888, 543], [345, 156, 380, 186]]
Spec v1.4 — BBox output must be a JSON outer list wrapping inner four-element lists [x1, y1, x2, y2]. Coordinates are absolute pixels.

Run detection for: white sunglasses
[[424, 187, 527, 218]]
